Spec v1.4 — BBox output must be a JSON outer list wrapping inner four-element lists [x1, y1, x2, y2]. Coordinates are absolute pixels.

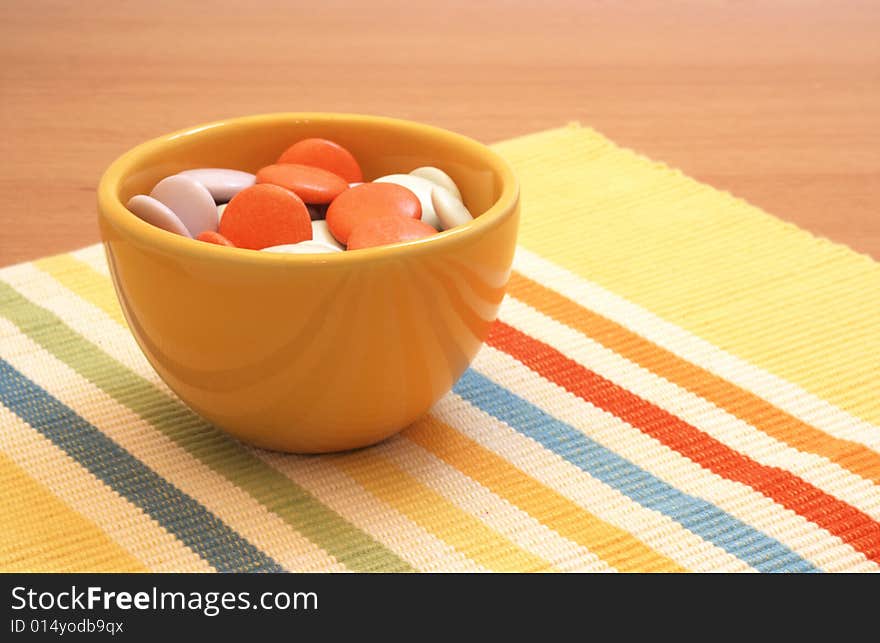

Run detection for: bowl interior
[[109, 113, 511, 240]]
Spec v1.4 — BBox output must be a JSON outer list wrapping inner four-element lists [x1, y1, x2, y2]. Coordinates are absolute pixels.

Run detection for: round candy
[[219, 184, 312, 250], [149, 175, 218, 237], [126, 195, 191, 237], [177, 168, 256, 202], [409, 166, 462, 202], [277, 138, 363, 183], [196, 231, 236, 247], [311, 220, 344, 250], [347, 216, 438, 251], [431, 186, 474, 230], [262, 241, 342, 254], [256, 164, 348, 204], [325, 182, 421, 245], [373, 174, 441, 230]]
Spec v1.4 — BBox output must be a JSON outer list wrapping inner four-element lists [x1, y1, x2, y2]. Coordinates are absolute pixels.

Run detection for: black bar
[[0, 573, 867, 637]]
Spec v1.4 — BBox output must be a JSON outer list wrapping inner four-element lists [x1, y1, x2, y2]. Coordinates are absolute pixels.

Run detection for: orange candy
[[219, 184, 312, 250], [325, 182, 422, 245], [256, 163, 348, 204], [196, 231, 236, 247], [278, 138, 363, 183], [347, 216, 438, 251]]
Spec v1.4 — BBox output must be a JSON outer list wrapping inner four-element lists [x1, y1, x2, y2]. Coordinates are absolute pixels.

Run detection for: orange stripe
[[508, 272, 880, 486], [488, 320, 880, 564], [408, 415, 685, 572]]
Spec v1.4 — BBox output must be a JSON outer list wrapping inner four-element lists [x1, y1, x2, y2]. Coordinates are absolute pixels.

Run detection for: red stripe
[[487, 320, 880, 564]]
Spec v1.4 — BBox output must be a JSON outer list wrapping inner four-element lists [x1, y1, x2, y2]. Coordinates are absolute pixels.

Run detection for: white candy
[[217, 203, 227, 221], [149, 175, 218, 237], [177, 168, 256, 203], [409, 167, 462, 202], [126, 195, 192, 237], [262, 241, 342, 254], [373, 174, 441, 230], [431, 186, 474, 230], [311, 220, 344, 250]]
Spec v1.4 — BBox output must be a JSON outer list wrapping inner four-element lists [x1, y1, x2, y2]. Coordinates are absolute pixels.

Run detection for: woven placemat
[[1, 124, 878, 572]]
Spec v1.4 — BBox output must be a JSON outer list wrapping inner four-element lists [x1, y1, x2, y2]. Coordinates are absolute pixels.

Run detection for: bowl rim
[[97, 112, 520, 265]]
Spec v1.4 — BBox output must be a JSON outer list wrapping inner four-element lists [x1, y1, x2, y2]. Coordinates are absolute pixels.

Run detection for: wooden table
[[2, 1, 878, 264]]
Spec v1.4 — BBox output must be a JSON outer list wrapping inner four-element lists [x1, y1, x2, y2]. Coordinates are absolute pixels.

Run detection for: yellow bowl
[[97, 113, 520, 453]]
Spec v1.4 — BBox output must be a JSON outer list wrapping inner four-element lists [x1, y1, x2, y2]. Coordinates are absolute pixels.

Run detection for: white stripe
[[433, 392, 754, 572], [473, 346, 878, 572], [500, 295, 880, 521], [377, 438, 613, 572], [514, 247, 880, 453], [0, 319, 344, 572], [259, 449, 488, 573], [4, 260, 480, 572]]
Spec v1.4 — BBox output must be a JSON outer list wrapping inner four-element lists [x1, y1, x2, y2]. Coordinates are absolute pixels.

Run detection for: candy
[[373, 174, 441, 230], [126, 136, 479, 255], [177, 168, 256, 202], [196, 230, 236, 247], [256, 164, 348, 204], [126, 195, 192, 237], [326, 182, 421, 245], [409, 166, 462, 202], [431, 186, 474, 230], [277, 138, 363, 183], [311, 220, 344, 250], [347, 216, 438, 251], [149, 175, 218, 237], [262, 241, 342, 254], [219, 184, 312, 250]]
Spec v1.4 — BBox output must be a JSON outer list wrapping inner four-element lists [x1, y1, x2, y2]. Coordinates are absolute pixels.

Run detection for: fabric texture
[[1, 124, 878, 572]]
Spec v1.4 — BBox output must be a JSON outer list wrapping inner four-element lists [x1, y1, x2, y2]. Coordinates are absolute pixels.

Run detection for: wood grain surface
[[1, 0, 878, 264]]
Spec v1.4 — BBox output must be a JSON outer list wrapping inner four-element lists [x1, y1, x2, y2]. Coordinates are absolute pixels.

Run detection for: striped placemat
[[1, 124, 878, 572]]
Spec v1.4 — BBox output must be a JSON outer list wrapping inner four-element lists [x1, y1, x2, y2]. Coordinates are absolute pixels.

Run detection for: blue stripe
[[0, 359, 283, 573], [455, 368, 818, 573]]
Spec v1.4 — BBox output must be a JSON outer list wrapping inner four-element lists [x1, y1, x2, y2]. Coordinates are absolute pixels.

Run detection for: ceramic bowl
[[97, 113, 519, 452]]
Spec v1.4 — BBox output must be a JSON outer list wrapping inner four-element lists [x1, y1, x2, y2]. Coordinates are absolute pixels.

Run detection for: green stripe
[[0, 272, 413, 573]]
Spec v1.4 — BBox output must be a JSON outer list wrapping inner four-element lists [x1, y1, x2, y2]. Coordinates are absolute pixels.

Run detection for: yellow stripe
[[492, 125, 880, 426], [333, 450, 553, 572], [36, 254, 126, 325], [410, 415, 685, 572], [0, 451, 146, 572]]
